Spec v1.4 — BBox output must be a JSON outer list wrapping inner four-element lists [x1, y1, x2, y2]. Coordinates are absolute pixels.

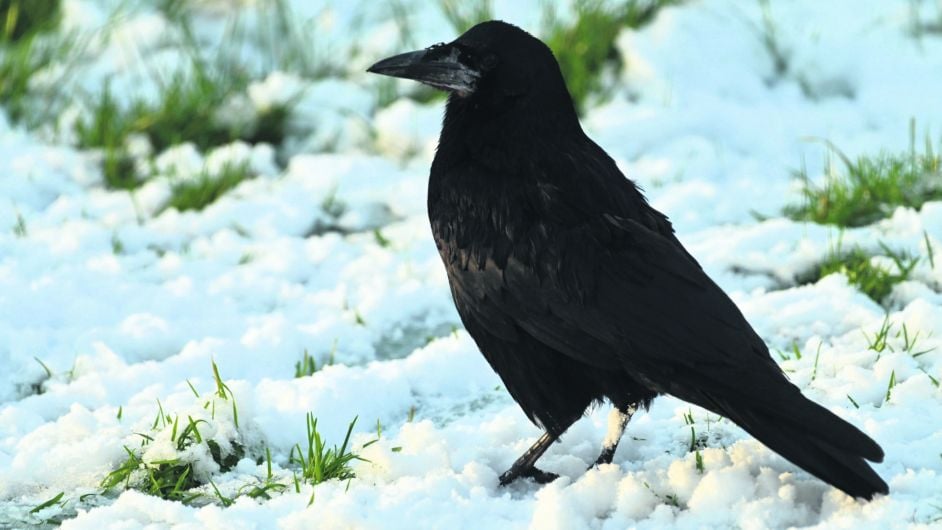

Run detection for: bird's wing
[[449, 213, 814, 420]]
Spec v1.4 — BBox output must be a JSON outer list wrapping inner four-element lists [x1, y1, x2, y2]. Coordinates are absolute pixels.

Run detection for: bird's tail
[[716, 393, 888, 499]]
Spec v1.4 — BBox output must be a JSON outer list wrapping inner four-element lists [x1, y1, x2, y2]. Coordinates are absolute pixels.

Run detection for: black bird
[[367, 21, 888, 499]]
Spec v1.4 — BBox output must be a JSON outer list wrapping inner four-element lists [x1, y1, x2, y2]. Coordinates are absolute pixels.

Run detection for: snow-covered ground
[[2, 0, 942, 528]]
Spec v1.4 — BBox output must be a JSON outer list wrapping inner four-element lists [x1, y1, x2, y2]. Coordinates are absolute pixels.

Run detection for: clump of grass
[[72, 2, 302, 193], [73, 84, 142, 190], [864, 315, 894, 354], [101, 411, 231, 503], [11, 211, 27, 237], [863, 314, 936, 358], [102, 362, 377, 508], [295, 349, 317, 378], [785, 131, 942, 227], [0, 21, 78, 126], [101, 361, 245, 504], [75, 70, 287, 191], [164, 162, 254, 213], [295, 343, 335, 378], [798, 237, 921, 305], [543, 0, 680, 115], [1, 0, 60, 42], [289, 414, 371, 488], [542, 0, 625, 115]]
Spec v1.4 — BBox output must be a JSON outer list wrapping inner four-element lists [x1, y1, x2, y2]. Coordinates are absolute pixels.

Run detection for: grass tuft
[[785, 132, 942, 227], [101, 361, 245, 504], [1, 0, 60, 42], [164, 162, 254, 213], [543, 0, 681, 115], [0, 22, 82, 126], [75, 71, 286, 192], [798, 236, 921, 305], [289, 414, 368, 487], [11, 211, 27, 237], [863, 315, 936, 359], [295, 349, 318, 378]]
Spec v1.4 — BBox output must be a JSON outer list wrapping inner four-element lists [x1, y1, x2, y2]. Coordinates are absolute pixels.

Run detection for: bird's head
[[367, 20, 572, 112]]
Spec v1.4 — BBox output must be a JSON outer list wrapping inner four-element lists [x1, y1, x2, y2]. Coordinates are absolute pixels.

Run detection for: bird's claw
[[498, 466, 559, 486]]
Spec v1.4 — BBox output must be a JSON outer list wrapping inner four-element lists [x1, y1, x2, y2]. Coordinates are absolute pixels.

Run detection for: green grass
[[295, 349, 318, 378], [289, 414, 370, 488], [100, 413, 241, 503], [1, 0, 60, 42], [28, 491, 64, 515], [546, 0, 684, 115], [101, 361, 375, 508], [884, 370, 897, 404], [681, 409, 707, 476], [542, 0, 681, 115], [0, 22, 78, 126], [11, 212, 26, 237], [1, 0, 307, 204], [236, 447, 288, 501], [784, 132, 942, 227], [64, 4, 301, 198], [798, 236, 922, 305], [295, 344, 335, 378], [74, 70, 287, 191], [863, 314, 936, 358], [164, 162, 254, 212], [542, 0, 626, 115], [101, 361, 245, 504]]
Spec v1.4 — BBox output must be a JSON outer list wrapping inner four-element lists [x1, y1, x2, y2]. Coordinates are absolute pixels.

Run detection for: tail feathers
[[721, 399, 888, 499], [776, 392, 884, 463]]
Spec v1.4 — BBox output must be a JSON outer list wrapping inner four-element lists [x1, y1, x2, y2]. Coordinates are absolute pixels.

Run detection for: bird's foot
[[498, 465, 559, 486]]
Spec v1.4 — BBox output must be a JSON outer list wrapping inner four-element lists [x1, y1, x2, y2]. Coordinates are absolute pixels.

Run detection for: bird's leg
[[590, 403, 637, 468], [498, 431, 560, 486]]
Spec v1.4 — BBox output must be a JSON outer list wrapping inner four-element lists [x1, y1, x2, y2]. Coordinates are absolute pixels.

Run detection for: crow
[[368, 20, 888, 499]]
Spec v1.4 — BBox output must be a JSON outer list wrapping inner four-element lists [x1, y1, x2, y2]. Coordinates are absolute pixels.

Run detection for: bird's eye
[[481, 53, 498, 70]]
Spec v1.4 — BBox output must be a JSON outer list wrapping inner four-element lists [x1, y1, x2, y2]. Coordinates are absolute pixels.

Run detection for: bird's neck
[[434, 94, 583, 177]]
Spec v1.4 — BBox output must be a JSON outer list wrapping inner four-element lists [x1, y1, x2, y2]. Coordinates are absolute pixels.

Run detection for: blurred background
[[0, 0, 697, 198]]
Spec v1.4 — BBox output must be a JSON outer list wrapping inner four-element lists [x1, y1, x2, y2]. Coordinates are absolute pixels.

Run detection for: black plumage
[[368, 20, 887, 499]]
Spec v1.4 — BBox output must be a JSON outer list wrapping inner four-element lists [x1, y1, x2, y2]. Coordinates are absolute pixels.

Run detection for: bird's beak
[[367, 44, 480, 97]]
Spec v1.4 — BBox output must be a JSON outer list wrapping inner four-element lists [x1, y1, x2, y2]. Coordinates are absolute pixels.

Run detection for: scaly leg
[[591, 403, 638, 467], [498, 431, 560, 486]]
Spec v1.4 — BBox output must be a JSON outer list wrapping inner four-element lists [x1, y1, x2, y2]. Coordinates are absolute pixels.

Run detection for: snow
[[2, 0, 942, 528]]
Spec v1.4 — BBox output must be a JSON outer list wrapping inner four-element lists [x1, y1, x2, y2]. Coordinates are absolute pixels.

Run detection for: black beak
[[367, 44, 480, 97]]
